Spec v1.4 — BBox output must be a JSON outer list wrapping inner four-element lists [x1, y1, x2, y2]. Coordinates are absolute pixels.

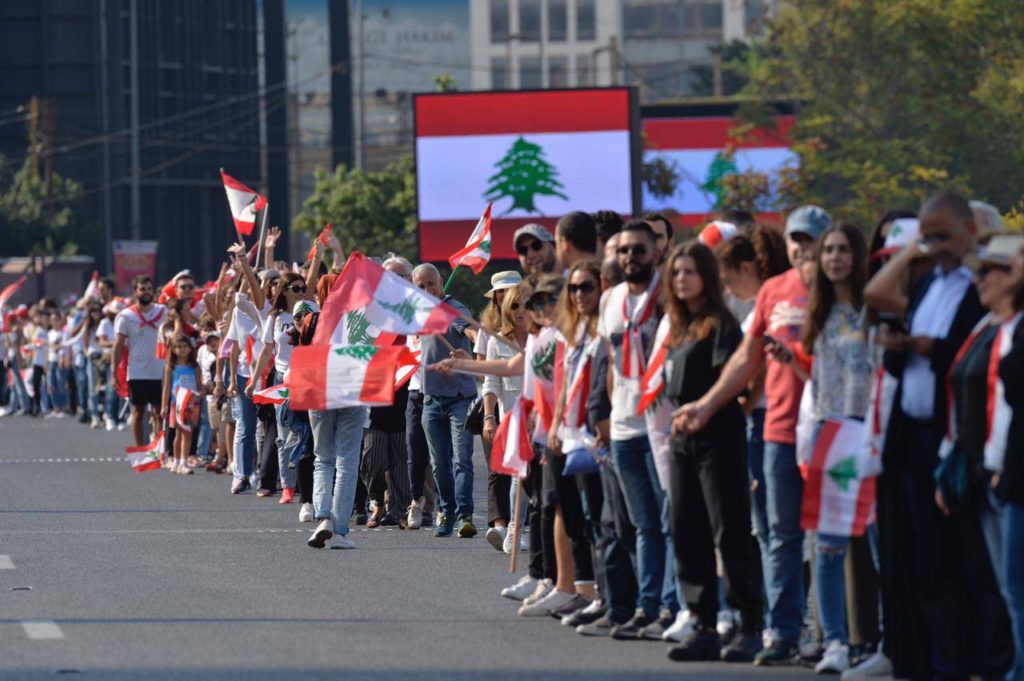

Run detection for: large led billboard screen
[[415, 88, 639, 262]]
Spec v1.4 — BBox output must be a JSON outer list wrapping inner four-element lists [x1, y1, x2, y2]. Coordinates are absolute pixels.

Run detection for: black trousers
[[297, 436, 315, 505], [31, 365, 44, 414], [406, 391, 430, 499], [878, 421, 1010, 680], [576, 471, 606, 594], [541, 453, 594, 582], [482, 436, 511, 527], [668, 412, 762, 631], [257, 404, 279, 492], [361, 428, 412, 520], [523, 450, 553, 582], [600, 459, 638, 623]]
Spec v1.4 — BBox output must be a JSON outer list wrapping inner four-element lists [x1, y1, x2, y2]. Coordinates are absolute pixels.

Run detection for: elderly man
[[412, 263, 479, 538], [514, 223, 559, 281]]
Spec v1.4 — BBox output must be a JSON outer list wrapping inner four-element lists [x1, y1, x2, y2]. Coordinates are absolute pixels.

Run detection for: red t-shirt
[[748, 268, 809, 444]]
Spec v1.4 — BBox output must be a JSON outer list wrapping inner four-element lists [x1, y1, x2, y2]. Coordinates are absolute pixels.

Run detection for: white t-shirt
[[261, 312, 294, 375], [114, 304, 167, 381], [96, 318, 115, 344], [227, 307, 261, 379], [197, 344, 217, 403], [598, 282, 662, 441], [32, 327, 47, 367], [47, 329, 62, 364], [407, 335, 422, 391]]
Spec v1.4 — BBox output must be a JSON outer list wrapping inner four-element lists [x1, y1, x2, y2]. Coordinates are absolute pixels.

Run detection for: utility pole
[[100, 0, 113, 272], [356, 0, 365, 169], [609, 35, 620, 86], [129, 0, 141, 240], [41, 98, 55, 221], [27, 96, 39, 180]]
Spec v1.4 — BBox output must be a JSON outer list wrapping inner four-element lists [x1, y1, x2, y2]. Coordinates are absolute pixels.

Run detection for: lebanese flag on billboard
[[285, 344, 414, 411], [800, 418, 876, 537], [415, 89, 636, 261], [0, 276, 26, 309], [126, 431, 166, 473], [314, 252, 460, 343], [220, 169, 267, 236], [491, 395, 535, 478], [448, 203, 493, 274], [253, 384, 289, 406], [642, 115, 796, 228]]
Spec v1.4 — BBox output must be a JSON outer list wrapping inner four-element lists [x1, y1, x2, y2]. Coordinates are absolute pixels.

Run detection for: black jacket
[[997, 317, 1024, 504]]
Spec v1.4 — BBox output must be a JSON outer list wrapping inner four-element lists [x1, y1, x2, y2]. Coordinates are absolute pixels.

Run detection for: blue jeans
[[747, 409, 770, 584], [105, 363, 122, 423], [611, 435, 679, 618], [47, 363, 66, 410], [763, 440, 805, 643], [6, 365, 29, 412], [983, 492, 1024, 681], [74, 363, 89, 416], [197, 399, 212, 458], [85, 358, 100, 417], [421, 394, 474, 521], [815, 532, 849, 645], [232, 374, 258, 480], [275, 404, 308, 490], [310, 407, 365, 537]]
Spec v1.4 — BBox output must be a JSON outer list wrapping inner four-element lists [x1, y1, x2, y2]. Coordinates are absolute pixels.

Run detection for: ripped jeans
[[815, 532, 850, 645]]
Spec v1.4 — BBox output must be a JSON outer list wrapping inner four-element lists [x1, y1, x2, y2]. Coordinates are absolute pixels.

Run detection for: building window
[[623, 1, 683, 41], [519, 0, 540, 42], [491, 57, 508, 90], [576, 0, 596, 41], [490, 0, 509, 43], [548, 0, 567, 42], [745, 0, 770, 36], [683, 1, 723, 40], [576, 54, 592, 86], [549, 56, 569, 87], [519, 56, 542, 89]]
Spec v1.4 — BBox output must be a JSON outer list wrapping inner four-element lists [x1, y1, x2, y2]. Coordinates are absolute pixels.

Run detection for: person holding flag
[[113, 276, 167, 447], [660, 241, 764, 663], [161, 333, 204, 475]]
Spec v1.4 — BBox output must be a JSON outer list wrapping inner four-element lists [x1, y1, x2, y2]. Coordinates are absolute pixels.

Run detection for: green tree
[[0, 153, 83, 256], [727, 0, 1024, 224], [484, 136, 568, 216], [700, 151, 740, 209]]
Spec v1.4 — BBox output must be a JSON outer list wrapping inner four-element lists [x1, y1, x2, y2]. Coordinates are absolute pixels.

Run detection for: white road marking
[[0, 555, 14, 569], [22, 621, 64, 640]]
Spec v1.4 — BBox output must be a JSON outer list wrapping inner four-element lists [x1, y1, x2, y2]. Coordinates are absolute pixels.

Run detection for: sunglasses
[[978, 264, 1010, 278], [568, 282, 596, 295], [617, 245, 647, 257], [178, 283, 195, 290], [526, 296, 552, 311], [516, 240, 545, 257], [286, 283, 307, 294]]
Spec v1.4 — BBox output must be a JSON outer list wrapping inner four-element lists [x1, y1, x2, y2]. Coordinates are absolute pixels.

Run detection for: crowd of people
[[1, 195, 1023, 680]]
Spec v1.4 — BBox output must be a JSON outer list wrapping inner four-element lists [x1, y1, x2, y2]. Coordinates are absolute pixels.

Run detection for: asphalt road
[[0, 417, 813, 680]]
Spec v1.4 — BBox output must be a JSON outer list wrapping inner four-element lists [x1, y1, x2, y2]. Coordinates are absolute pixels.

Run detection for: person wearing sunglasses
[[514, 223, 559, 280], [599, 219, 681, 640]]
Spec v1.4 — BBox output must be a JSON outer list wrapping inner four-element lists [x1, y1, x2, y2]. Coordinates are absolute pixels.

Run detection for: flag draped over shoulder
[[286, 344, 415, 411], [447, 203, 493, 274], [126, 431, 166, 473], [314, 252, 460, 344], [220, 169, 267, 236], [801, 418, 875, 537]]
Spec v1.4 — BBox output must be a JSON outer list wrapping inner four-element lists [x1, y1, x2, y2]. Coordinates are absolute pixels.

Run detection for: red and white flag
[[306, 224, 333, 262], [253, 384, 289, 406], [286, 344, 415, 411], [985, 312, 1023, 474], [394, 349, 421, 390], [637, 317, 671, 414], [491, 395, 535, 478], [0, 276, 26, 310], [174, 386, 195, 432], [220, 169, 267, 236], [523, 328, 563, 439], [801, 418, 875, 537], [126, 431, 166, 473], [81, 271, 100, 301], [447, 203, 493, 275], [314, 252, 460, 343]]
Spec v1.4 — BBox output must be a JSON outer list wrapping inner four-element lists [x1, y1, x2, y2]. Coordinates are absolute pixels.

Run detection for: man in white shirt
[[112, 276, 167, 446]]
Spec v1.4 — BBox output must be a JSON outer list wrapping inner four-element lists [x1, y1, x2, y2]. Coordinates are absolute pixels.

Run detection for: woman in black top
[[662, 241, 763, 663]]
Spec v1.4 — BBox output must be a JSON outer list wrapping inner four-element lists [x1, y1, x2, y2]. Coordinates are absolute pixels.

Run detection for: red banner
[[113, 240, 159, 293]]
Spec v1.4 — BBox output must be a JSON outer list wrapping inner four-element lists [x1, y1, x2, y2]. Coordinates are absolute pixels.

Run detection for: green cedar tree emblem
[[827, 455, 858, 492], [345, 310, 375, 346], [531, 340, 556, 381], [377, 296, 429, 326], [700, 151, 739, 209], [333, 345, 378, 362], [484, 136, 568, 216]]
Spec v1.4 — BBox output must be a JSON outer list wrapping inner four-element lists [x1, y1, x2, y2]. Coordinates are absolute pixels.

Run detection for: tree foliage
[[0, 153, 83, 256], [725, 0, 1024, 225]]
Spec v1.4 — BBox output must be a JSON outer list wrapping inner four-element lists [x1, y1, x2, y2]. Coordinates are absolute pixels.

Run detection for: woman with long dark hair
[[662, 241, 763, 663]]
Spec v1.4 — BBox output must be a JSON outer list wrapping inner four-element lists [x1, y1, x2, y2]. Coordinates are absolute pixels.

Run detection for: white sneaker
[[90, 415, 102, 429], [0, 407, 10, 417], [521, 578, 553, 607], [105, 417, 115, 431], [816, 640, 850, 674], [298, 503, 315, 523], [407, 496, 424, 529], [485, 526, 507, 552], [662, 609, 698, 642], [117, 422, 126, 431], [329, 535, 356, 549], [502, 525, 529, 554], [500, 575, 538, 601], [840, 650, 893, 679], [717, 609, 738, 638], [517, 588, 575, 617], [307, 519, 333, 548]]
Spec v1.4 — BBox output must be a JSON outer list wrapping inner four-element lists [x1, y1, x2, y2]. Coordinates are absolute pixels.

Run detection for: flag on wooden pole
[[220, 169, 267, 236]]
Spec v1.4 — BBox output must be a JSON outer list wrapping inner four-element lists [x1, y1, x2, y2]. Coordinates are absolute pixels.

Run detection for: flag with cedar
[[286, 344, 415, 411], [126, 431, 166, 473], [447, 203, 493, 274], [801, 418, 876, 537]]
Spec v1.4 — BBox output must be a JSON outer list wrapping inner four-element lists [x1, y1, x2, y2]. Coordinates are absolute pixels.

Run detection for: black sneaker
[[720, 630, 763, 663], [639, 609, 676, 641], [562, 601, 606, 628], [353, 512, 368, 526], [610, 609, 655, 640], [667, 625, 721, 662], [754, 639, 799, 666], [549, 594, 591, 620], [379, 515, 400, 527], [576, 613, 617, 637], [456, 516, 477, 538]]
